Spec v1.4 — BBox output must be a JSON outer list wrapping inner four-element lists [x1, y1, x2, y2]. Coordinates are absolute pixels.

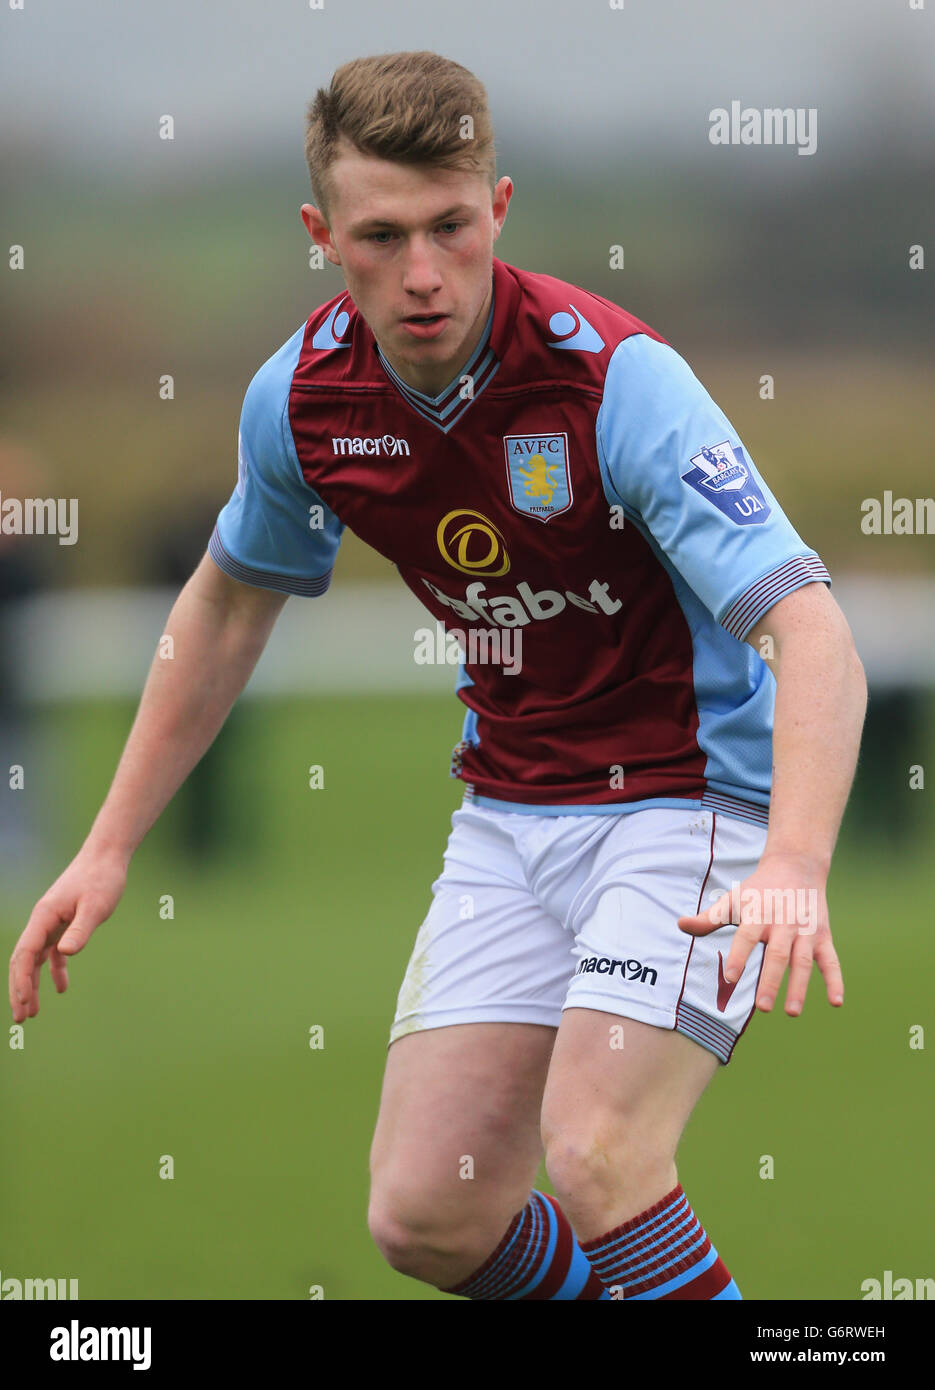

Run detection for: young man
[[9, 51, 866, 1300]]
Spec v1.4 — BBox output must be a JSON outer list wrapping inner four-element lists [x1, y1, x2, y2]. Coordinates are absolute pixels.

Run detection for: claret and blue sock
[[445, 1184, 740, 1300]]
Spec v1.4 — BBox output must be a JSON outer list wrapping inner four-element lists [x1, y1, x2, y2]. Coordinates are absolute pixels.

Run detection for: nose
[[401, 234, 443, 298]]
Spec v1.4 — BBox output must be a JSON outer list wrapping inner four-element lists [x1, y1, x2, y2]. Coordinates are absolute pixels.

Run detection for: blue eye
[[367, 223, 461, 243]]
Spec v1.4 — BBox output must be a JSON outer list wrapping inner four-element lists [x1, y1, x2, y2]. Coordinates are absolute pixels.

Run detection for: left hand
[[677, 853, 844, 1016]]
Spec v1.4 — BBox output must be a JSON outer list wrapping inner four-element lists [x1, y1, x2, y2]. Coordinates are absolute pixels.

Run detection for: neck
[[378, 278, 493, 397]]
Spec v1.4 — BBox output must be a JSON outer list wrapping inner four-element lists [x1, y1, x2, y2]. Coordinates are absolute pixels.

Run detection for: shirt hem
[[464, 788, 770, 829]]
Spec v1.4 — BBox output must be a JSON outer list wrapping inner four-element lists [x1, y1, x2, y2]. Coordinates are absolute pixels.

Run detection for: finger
[[755, 925, 798, 1011], [26, 945, 54, 1019], [10, 903, 64, 1018], [723, 920, 764, 984], [11, 933, 43, 1015], [49, 945, 70, 994], [9, 948, 22, 1019], [29, 947, 51, 1018], [813, 933, 844, 1006], [678, 890, 732, 936], [9, 956, 24, 1022], [783, 934, 815, 1016]]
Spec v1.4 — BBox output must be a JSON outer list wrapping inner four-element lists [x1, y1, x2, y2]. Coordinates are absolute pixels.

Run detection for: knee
[[367, 1202, 438, 1280], [367, 1188, 500, 1287]]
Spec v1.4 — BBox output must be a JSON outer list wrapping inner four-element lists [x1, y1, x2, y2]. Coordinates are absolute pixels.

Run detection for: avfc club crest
[[680, 440, 771, 526], [503, 432, 573, 522]]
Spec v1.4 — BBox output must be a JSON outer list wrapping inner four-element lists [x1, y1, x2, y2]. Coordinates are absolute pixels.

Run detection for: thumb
[[57, 900, 106, 955]]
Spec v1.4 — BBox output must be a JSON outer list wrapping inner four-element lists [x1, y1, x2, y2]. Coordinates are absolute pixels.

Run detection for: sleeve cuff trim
[[208, 526, 332, 597], [721, 555, 831, 640]]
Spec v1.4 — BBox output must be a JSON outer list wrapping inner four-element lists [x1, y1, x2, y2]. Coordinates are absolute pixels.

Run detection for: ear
[[491, 176, 513, 241], [301, 203, 342, 267]]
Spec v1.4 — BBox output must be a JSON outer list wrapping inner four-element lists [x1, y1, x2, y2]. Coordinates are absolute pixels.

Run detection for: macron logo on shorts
[[575, 956, 658, 986]]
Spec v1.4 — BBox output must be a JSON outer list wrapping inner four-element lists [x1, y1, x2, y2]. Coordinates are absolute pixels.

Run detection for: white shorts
[[389, 803, 768, 1064]]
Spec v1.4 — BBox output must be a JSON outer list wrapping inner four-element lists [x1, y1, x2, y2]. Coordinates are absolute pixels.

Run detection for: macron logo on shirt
[[547, 303, 605, 354], [312, 299, 352, 350], [332, 435, 411, 457]]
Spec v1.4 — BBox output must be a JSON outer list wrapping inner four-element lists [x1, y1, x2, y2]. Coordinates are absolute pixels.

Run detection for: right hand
[[8, 847, 129, 1023]]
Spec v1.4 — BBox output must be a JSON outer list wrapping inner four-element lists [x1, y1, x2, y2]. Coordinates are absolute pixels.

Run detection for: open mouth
[[404, 313, 447, 323]]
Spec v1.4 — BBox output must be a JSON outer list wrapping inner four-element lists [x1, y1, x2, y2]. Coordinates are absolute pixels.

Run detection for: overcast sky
[[2, 0, 932, 178]]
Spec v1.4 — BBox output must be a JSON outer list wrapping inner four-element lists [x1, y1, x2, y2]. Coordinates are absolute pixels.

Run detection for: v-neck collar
[[369, 260, 518, 434]]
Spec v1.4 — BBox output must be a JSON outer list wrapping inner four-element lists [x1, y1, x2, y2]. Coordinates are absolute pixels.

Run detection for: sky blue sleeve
[[208, 324, 344, 597], [596, 334, 830, 640]]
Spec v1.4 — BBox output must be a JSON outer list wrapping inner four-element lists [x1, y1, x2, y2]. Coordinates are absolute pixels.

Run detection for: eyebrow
[[348, 203, 474, 235]]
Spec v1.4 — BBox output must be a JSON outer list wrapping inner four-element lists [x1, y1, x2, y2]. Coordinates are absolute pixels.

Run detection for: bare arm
[[747, 582, 868, 875], [678, 582, 868, 1015], [84, 551, 287, 861], [9, 552, 287, 1021]]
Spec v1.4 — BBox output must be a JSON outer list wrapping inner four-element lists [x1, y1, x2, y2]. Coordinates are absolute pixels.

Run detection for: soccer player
[[9, 51, 867, 1300]]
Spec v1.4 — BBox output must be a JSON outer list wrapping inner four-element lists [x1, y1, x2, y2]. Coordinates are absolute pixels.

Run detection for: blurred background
[[1, 0, 933, 1300]]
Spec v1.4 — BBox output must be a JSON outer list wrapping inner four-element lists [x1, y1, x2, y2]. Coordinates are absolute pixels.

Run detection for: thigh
[[390, 804, 573, 1041], [374, 805, 570, 1227], [370, 1021, 555, 1228]]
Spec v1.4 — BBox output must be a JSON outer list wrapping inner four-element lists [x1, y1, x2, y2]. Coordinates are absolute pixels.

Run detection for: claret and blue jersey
[[209, 256, 830, 827]]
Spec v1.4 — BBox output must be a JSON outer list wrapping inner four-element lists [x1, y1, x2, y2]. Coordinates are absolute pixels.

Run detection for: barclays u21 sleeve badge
[[680, 441, 771, 525]]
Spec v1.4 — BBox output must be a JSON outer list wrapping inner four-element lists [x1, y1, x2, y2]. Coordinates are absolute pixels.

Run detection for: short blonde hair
[[305, 51, 497, 219]]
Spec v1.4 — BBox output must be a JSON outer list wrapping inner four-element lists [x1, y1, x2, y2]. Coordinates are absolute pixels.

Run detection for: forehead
[[327, 139, 489, 226]]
